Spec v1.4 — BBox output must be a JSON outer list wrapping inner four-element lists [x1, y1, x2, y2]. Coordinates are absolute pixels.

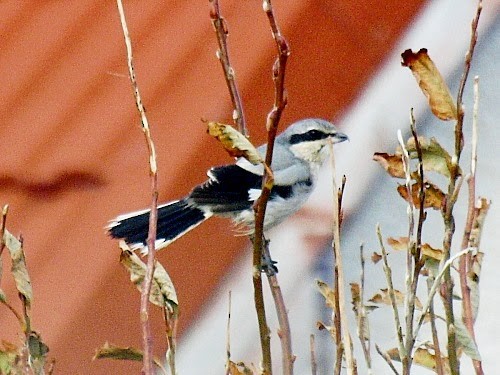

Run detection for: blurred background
[[0, 1, 498, 373]]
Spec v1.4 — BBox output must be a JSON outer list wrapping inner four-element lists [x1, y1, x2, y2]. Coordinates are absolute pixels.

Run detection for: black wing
[[189, 164, 302, 213]]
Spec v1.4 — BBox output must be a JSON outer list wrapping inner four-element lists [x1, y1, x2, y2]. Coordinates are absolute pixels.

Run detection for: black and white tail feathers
[[107, 199, 211, 251]]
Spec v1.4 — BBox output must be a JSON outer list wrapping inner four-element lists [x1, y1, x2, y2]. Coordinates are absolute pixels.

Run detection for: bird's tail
[[107, 198, 211, 252]]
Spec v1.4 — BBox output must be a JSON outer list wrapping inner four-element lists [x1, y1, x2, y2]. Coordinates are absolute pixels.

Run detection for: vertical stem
[[116, 1, 159, 373]]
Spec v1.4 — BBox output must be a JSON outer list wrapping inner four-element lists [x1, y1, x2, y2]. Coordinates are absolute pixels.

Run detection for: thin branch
[[441, 3, 482, 373], [116, 2, 159, 374], [396, 129, 415, 375], [458, 76, 483, 375], [330, 143, 355, 374], [0, 204, 8, 258], [376, 225, 406, 370], [209, 0, 248, 136], [427, 278, 445, 375], [375, 345, 400, 375], [414, 248, 473, 340], [268, 272, 294, 375], [251, 1, 290, 373], [357, 244, 372, 373], [310, 335, 317, 375]]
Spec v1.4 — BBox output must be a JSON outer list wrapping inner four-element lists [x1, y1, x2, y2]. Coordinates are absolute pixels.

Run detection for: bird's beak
[[333, 132, 349, 144]]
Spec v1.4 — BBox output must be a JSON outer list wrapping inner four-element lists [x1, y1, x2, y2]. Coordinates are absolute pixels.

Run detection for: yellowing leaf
[[405, 136, 458, 177], [397, 181, 445, 210], [373, 153, 405, 178], [401, 48, 457, 121], [207, 121, 262, 165], [119, 247, 178, 309]]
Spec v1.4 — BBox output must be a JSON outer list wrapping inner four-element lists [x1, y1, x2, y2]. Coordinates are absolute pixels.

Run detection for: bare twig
[[375, 344, 400, 375], [0, 204, 8, 258], [396, 129, 415, 375], [209, 0, 248, 136], [376, 225, 406, 371], [357, 244, 372, 373], [310, 335, 317, 375], [458, 76, 483, 375], [251, 1, 290, 374], [441, 3, 482, 373], [330, 143, 355, 374], [414, 248, 473, 340], [268, 272, 295, 375], [116, 2, 159, 373], [427, 277, 445, 375]]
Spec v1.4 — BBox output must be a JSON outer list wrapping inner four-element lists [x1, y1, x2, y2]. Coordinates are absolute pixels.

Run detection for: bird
[[107, 118, 348, 253]]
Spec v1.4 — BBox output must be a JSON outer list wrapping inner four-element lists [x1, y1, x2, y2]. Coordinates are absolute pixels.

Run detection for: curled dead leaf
[[373, 153, 405, 178], [207, 121, 262, 165], [401, 48, 457, 121], [397, 181, 445, 210]]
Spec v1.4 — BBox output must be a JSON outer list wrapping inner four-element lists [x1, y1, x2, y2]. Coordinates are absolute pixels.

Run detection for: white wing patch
[[248, 188, 262, 202]]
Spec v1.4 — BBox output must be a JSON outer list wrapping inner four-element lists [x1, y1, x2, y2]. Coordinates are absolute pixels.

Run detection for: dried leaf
[[466, 252, 483, 322], [369, 289, 404, 306], [28, 332, 49, 374], [373, 153, 405, 178], [93, 342, 166, 370], [350, 283, 370, 341], [350, 283, 361, 312], [455, 320, 481, 360], [226, 360, 254, 375], [371, 252, 382, 264], [387, 237, 409, 251], [421, 243, 443, 261], [316, 321, 336, 338], [207, 121, 262, 165], [369, 289, 422, 310], [316, 280, 336, 310], [469, 198, 490, 249], [401, 48, 457, 120], [120, 248, 178, 309], [397, 181, 445, 210], [406, 136, 458, 177], [4, 230, 33, 306]]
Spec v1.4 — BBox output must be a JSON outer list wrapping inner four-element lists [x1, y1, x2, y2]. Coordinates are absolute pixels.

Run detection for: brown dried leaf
[[226, 360, 254, 375], [373, 153, 405, 178], [371, 252, 382, 264], [207, 121, 262, 165], [369, 289, 404, 306], [350, 283, 361, 313], [93, 342, 165, 371], [316, 280, 336, 310], [387, 237, 409, 251], [397, 181, 445, 210], [119, 247, 178, 309], [421, 243, 443, 261], [401, 48, 457, 121]]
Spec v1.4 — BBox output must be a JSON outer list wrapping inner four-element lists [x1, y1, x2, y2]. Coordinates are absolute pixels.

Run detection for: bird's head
[[280, 118, 348, 164]]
